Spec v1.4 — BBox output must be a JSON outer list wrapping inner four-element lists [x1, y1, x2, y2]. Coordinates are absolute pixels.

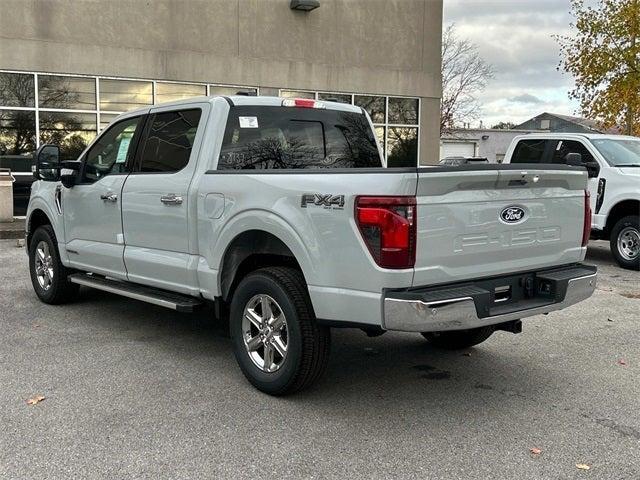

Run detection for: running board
[[68, 273, 204, 312]]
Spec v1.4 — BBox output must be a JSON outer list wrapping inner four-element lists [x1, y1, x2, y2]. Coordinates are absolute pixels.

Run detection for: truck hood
[[617, 167, 640, 176]]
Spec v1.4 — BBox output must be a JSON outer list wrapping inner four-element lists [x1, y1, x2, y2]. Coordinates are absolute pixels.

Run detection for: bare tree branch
[[440, 24, 494, 133]]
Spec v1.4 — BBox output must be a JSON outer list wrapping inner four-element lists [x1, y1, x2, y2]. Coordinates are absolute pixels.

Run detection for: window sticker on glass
[[116, 136, 131, 163], [239, 116, 259, 128]]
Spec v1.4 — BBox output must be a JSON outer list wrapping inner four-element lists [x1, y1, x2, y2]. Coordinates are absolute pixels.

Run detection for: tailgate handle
[[494, 285, 511, 303]]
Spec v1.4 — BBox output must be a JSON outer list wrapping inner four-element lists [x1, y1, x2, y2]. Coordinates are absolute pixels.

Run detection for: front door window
[[83, 116, 142, 182]]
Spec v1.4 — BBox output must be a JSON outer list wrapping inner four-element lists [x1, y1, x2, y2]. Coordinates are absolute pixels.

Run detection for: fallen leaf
[[462, 352, 471, 357], [34, 324, 41, 328], [530, 447, 542, 455], [621, 292, 640, 299], [607, 318, 614, 322], [26, 395, 45, 406], [617, 359, 627, 366], [576, 464, 591, 470]]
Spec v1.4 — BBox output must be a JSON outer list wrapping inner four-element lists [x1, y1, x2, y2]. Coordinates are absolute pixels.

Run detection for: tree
[[440, 24, 494, 133], [491, 121, 517, 130], [557, 0, 640, 135]]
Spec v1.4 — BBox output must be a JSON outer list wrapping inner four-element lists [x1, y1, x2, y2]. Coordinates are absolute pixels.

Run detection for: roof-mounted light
[[282, 98, 326, 109]]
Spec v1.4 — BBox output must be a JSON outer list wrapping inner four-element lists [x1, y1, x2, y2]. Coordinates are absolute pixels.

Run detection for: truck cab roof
[[510, 132, 639, 142], [119, 95, 363, 120]]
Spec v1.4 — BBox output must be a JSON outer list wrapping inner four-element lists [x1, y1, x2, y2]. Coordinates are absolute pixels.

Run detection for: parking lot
[[0, 239, 638, 479]]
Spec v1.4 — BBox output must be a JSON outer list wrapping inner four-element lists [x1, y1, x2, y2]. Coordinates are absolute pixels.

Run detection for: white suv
[[505, 133, 640, 270]]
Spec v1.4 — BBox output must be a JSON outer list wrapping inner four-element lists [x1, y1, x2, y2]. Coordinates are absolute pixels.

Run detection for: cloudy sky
[[444, 0, 580, 127]]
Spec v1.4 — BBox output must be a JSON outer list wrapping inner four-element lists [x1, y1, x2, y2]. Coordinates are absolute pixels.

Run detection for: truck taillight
[[281, 98, 326, 109], [582, 190, 591, 247], [355, 196, 416, 269]]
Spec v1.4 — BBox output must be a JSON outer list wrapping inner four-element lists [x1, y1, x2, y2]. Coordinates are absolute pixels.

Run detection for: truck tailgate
[[412, 166, 588, 287]]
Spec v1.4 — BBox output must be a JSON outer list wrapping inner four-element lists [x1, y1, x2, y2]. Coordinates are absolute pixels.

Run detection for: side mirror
[[565, 152, 582, 166], [34, 144, 60, 181], [565, 152, 600, 178], [584, 160, 600, 178], [59, 161, 82, 188]]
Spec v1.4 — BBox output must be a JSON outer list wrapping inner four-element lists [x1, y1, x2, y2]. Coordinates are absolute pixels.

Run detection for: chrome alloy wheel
[[242, 294, 289, 373], [34, 240, 55, 290], [618, 226, 640, 261]]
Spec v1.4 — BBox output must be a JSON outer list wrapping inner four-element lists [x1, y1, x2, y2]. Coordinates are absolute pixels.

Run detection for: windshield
[[591, 138, 640, 167]]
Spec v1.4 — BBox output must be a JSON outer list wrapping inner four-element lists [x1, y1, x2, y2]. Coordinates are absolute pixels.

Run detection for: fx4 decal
[[301, 193, 345, 210]]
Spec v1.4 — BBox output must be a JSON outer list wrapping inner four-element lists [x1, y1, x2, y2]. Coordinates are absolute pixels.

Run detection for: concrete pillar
[[0, 169, 15, 222]]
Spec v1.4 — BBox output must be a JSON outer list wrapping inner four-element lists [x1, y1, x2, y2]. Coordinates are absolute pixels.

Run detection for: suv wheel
[[610, 215, 640, 271], [421, 326, 495, 350], [28, 225, 79, 304], [229, 267, 330, 395]]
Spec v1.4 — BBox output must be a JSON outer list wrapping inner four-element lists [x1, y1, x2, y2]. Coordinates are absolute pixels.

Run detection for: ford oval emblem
[[500, 206, 525, 223]]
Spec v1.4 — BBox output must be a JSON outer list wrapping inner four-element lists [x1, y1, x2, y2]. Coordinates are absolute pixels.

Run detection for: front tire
[[229, 267, 330, 395], [421, 326, 494, 350], [28, 225, 79, 304], [610, 215, 640, 270]]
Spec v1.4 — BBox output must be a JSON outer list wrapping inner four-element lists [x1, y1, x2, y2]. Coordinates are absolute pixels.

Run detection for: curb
[[0, 219, 26, 240], [0, 229, 25, 240]]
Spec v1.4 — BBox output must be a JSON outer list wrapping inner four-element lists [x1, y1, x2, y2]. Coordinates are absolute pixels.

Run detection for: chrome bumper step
[[68, 273, 204, 312], [383, 264, 597, 332]]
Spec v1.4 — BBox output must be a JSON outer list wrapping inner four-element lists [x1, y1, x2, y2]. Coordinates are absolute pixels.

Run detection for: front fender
[[26, 181, 66, 252]]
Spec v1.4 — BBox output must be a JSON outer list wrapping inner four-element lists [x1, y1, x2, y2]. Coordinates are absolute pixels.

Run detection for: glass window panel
[[140, 109, 202, 173], [552, 140, 595, 165], [374, 126, 385, 153], [510, 139, 548, 164], [210, 86, 258, 96], [280, 90, 315, 99], [0, 110, 36, 172], [354, 95, 385, 123], [100, 113, 120, 131], [218, 106, 381, 170], [317, 92, 352, 104], [99, 79, 153, 112], [156, 82, 206, 103], [84, 116, 142, 181], [388, 97, 419, 125], [0, 72, 35, 107], [387, 127, 418, 167], [39, 112, 97, 161], [38, 75, 96, 110]]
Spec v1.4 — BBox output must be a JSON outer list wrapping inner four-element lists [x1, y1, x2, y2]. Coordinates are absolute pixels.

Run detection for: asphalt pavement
[[0, 239, 638, 479]]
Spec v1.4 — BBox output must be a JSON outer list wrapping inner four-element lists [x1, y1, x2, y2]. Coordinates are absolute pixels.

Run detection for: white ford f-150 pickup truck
[[505, 133, 640, 270], [27, 96, 597, 394]]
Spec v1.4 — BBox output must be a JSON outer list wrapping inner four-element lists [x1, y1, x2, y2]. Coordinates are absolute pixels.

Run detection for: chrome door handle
[[100, 192, 118, 202], [160, 194, 183, 205]]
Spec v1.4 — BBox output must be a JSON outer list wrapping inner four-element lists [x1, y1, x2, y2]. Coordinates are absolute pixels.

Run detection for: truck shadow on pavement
[[71, 286, 556, 413]]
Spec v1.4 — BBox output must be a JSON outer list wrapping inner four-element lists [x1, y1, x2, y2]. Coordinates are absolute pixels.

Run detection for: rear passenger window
[[511, 139, 548, 163], [552, 140, 595, 164], [139, 109, 201, 173], [217, 106, 381, 170]]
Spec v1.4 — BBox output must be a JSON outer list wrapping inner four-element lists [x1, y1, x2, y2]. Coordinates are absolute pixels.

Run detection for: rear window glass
[[511, 139, 547, 163], [217, 106, 382, 170], [139, 109, 201, 173]]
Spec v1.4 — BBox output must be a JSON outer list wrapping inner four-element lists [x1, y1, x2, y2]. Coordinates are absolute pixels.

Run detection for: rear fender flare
[[207, 209, 318, 295]]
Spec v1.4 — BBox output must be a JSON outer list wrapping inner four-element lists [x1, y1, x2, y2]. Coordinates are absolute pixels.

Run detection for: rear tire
[[610, 215, 640, 271], [229, 267, 330, 395], [421, 326, 494, 350], [28, 225, 79, 304]]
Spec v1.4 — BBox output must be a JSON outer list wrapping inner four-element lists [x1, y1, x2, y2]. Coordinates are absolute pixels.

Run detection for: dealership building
[[0, 0, 443, 215]]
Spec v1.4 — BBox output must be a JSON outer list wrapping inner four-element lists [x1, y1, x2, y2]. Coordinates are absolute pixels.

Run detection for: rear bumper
[[383, 264, 597, 332]]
